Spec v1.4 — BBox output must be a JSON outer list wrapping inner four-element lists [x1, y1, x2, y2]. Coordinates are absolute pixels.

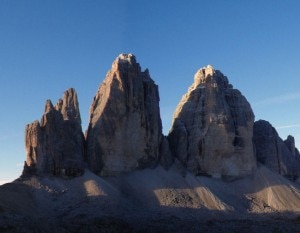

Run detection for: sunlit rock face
[[168, 65, 257, 178], [23, 88, 85, 177], [85, 54, 163, 176], [253, 120, 300, 180]]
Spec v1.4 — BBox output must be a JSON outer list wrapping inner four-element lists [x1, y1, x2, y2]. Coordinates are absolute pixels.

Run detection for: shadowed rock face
[[85, 54, 163, 176], [23, 88, 84, 177], [168, 65, 257, 178], [253, 120, 300, 180]]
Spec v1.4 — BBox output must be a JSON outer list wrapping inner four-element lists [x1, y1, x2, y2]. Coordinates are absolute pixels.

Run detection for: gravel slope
[[0, 164, 300, 232]]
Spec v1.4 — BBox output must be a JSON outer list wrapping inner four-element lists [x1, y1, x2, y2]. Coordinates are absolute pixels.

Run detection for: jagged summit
[[115, 53, 136, 63], [44, 99, 54, 113], [23, 88, 84, 177], [193, 65, 230, 90], [111, 53, 138, 72], [56, 88, 81, 124]]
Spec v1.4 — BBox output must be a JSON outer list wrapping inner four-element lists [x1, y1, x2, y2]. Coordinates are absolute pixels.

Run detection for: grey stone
[[85, 54, 163, 176], [159, 136, 174, 170], [168, 65, 257, 178], [23, 88, 84, 177], [253, 120, 300, 180]]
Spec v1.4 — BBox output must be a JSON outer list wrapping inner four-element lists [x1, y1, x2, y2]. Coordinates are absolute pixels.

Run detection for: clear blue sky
[[1, 0, 300, 184]]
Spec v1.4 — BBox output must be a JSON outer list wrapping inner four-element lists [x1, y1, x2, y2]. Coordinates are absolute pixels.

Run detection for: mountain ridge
[[1, 53, 300, 232], [23, 54, 300, 181]]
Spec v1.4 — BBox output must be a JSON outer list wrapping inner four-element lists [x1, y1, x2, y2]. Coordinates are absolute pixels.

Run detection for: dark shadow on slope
[[1, 164, 300, 232]]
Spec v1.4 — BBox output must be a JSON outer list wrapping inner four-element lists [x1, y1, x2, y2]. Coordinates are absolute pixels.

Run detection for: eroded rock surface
[[85, 54, 163, 176], [253, 120, 300, 180], [168, 65, 257, 178], [23, 88, 84, 177]]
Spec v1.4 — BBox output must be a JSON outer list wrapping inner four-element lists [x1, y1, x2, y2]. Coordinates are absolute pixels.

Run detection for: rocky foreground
[[1, 54, 300, 232], [1, 166, 300, 232]]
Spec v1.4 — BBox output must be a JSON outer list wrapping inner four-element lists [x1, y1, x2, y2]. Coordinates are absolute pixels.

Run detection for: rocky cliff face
[[21, 54, 300, 183], [168, 65, 257, 178], [23, 88, 84, 177], [85, 54, 163, 176], [253, 120, 300, 180]]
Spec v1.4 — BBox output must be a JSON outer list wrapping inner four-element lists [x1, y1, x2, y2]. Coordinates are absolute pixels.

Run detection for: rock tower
[[23, 88, 84, 177], [168, 65, 257, 178], [85, 54, 163, 176]]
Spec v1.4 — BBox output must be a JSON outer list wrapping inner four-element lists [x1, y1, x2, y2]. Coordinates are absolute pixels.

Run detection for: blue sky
[[1, 0, 300, 184]]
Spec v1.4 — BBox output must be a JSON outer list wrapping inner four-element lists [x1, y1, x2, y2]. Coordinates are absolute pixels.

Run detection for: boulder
[[22, 88, 84, 177], [168, 65, 257, 178], [85, 54, 163, 176]]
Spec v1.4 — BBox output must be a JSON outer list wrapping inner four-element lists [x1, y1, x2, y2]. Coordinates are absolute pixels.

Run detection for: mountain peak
[[44, 99, 54, 113], [86, 54, 163, 176], [113, 53, 136, 65], [193, 65, 229, 89], [23, 88, 84, 177], [169, 66, 256, 178]]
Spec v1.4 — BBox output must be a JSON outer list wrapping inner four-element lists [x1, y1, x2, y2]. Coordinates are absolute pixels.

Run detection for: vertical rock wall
[[21, 55, 300, 182], [23, 88, 84, 177], [253, 120, 300, 179], [85, 54, 163, 176], [168, 66, 257, 178]]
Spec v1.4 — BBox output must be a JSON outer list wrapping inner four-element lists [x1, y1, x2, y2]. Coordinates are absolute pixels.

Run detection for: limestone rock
[[86, 54, 163, 176], [284, 135, 296, 156], [23, 88, 84, 177], [168, 65, 257, 178], [253, 120, 281, 173], [253, 120, 300, 180], [159, 136, 174, 170]]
